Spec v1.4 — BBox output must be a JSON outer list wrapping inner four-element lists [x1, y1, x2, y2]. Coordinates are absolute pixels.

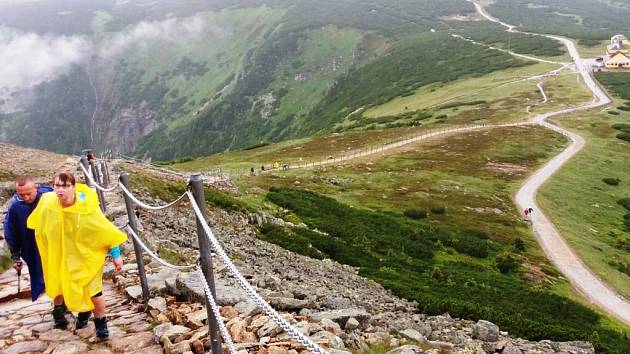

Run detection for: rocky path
[[0, 267, 163, 354], [468, 1, 630, 325]]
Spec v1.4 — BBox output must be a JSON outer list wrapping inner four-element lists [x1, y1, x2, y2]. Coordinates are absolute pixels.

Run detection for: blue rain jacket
[[4, 185, 52, 300]]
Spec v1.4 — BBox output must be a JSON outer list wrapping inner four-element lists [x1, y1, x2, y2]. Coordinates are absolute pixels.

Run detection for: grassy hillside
[[538, 74, 630, 300], [170, 125, 630, 353], [486, 0, 630, 39], [138, 31, 532, 159]]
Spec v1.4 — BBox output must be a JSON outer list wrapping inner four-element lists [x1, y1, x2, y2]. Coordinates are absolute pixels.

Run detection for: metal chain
[[195, 266, 237, 354], [78, 163, 120, 192], [119, 183, 187, 211], [186, 192, 329, 354], [125, 226, 196, 270]]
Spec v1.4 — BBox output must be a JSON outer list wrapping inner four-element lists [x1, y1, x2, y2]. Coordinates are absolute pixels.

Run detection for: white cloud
[[99, 13, 224, 58], [0, 26, 90, 100], [0, 13, 222, 111]]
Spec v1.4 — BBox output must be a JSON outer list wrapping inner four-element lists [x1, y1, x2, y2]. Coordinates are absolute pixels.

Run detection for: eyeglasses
[[54, 184, 74, 189]]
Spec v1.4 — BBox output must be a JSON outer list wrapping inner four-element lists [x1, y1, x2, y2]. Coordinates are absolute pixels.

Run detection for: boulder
[[310, 330, 345, 349], [148, 296, 168, 312], [385, 345, 424, 354], [125, 285, 144, 300], [268, 297, 315, 311], [234, 300, 262, 318], [175, 272, 248, 305], [345, 317, 360, 331], [473, 320, 499, 342], [154, 323, 191, 342], [399, 329, 427, 344], [308, 309, 371, 328]]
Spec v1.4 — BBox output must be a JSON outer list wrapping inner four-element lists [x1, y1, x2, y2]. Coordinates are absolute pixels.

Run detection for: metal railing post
[[119, 172, 150, 304], [89, 159, 107, 212], [190, 173, 222, 354]]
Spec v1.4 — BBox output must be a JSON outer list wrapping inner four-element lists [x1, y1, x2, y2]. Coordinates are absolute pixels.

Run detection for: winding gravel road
[[469, 1, 630, 325]]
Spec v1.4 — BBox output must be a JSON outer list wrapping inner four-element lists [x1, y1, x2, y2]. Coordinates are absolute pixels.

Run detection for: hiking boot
[[52, 304, 69, 329], [94, 316, 109, 338], [75, 311, 91, 330]]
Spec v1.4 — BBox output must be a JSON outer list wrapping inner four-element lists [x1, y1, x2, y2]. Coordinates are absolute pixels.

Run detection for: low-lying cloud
[[0, 13, 222, 111], [100, 14, 224, 59], [0, 26, 89, 94]]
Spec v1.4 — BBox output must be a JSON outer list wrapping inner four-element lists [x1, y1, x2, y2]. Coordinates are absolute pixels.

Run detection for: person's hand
[[13, 260, 23, 272], [112, 257, 123, 271]]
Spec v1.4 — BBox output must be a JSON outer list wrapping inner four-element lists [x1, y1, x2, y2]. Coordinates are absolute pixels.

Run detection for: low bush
[[430, 206, 446, 214], [609, 260, 630, 277], [264, 187, 629, 353], [617, 106, 630, 112], [611, 123, 630, 130], [603, 177, 620, 186], [618, 198, 630, 211], [514, 238, 526, 252], [404, 208, 427, 219], [607, 110, 620, 115], [243, 142, 271, 151], [496, 254, 519, 273], [616, 133, 630, 142]]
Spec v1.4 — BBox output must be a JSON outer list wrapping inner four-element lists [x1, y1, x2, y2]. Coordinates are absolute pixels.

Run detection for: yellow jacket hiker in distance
[[27, 183, 127, 312]]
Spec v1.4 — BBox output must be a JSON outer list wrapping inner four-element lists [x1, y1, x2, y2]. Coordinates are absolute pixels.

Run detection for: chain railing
[[77, 157, 329, 354]]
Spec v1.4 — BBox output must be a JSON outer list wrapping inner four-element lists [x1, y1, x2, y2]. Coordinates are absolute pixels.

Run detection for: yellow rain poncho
[[27, 183, 127, 312]]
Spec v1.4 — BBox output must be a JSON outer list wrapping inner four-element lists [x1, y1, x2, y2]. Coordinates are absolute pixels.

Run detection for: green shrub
[[617, 106, 630, 112], [496, 254, 519, 273], [611, 123, 630, 130], [204, 188, 250, 213], [404, 208, 427, 219], [448, 229, 491, 258], [259, 223, 327, 259], [618, 198, 630, 211], [263, 188, 630, 353], [607, 110, 620, 115], [430, 206, 446, 214], [514, 238, 526, 252], [617, 133, 630, 142], [609, 260, 630, 277], [243, 142, 271, 151], [603, 177, 620, 186]]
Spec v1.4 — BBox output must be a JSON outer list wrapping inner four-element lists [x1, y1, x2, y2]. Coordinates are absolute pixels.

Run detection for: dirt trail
[[468, 1, 630, 326]]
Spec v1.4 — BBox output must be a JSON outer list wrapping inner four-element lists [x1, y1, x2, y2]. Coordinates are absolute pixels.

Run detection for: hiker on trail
[[528, 207, 533, 214], [3, 176, 52, 303], [27, 171, 127, 338]]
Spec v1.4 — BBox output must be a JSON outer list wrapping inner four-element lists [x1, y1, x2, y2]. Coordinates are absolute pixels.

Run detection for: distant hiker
[[3, 176, 52, 304], [27, 172, 127, 338], [528, 207, 533, 214], [250, 167, 255, 176], [524, 208, 529, 217], [261, 165, 265, 171]]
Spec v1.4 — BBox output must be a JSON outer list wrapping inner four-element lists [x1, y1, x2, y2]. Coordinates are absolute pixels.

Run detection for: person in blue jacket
[[4, 176, 52, 303]]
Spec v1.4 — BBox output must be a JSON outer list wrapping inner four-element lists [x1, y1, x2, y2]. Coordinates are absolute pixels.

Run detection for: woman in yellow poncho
[[27, 171, 127, 338]]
